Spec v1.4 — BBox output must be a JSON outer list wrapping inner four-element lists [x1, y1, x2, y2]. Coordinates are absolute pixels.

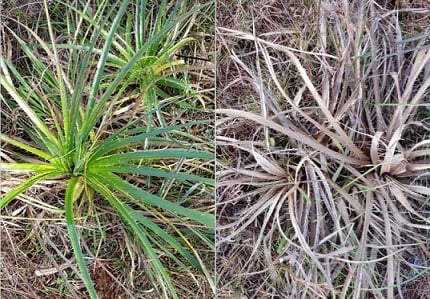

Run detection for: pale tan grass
[[218, 109, 368, 166], [216, 1, 430, 297]]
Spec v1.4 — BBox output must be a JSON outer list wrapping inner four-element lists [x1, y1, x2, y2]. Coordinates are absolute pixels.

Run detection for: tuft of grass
[[1, 0, 214, 298], [216, 1, 430, 298]]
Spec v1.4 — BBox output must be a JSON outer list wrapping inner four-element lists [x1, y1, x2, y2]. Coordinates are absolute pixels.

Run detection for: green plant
[[0, 0, 214, 298], [59, 0, 213, 131]]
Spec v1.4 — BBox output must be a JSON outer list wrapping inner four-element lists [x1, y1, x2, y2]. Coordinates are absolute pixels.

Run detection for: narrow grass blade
[[0, 163, 57, 172], [0, 75, 60, 153], [0, 135, 53, 161], [124, 205, 202, 271], [89, 120, 208, 159], [83, 3, 211, 139], [92, 149, 214, 167], [64, 177, 98, 299], [87, 176, 177, 298], [0, 171, 64, 210], [42, 0, 69, 140], [89, 172, 214, 228], [88, 0, 130, 104], [91, 165, 214, 186], [218, 109, 369, 165], [135, 0, 147, 49]]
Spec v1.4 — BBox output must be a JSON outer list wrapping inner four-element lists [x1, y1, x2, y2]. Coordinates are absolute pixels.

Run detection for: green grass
[[1, 0, 214, 298]]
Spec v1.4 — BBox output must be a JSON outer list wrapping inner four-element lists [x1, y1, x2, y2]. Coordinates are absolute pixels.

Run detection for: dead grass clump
[[1, 0, 47, 65], [216, 0, 430, 298]]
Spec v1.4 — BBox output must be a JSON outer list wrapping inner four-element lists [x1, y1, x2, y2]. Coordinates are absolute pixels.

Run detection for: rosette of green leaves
[[0, 1, 214, 298]]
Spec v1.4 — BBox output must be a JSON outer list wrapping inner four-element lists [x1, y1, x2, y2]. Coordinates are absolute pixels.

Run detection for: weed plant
[[1, 0, 214, 298], [216, 1, 430, 298]]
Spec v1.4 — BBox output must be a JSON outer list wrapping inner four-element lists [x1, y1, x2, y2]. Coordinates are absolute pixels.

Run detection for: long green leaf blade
[[92, 149, 214, 167], [1, 134, 53, 161], [0, 163, 57, 172], [89, 120, 208, 159], [90, 165, 213, 186], [65, 177, 98, 299], [88, 0, 130, 103], [89, 172, 214, 228]]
